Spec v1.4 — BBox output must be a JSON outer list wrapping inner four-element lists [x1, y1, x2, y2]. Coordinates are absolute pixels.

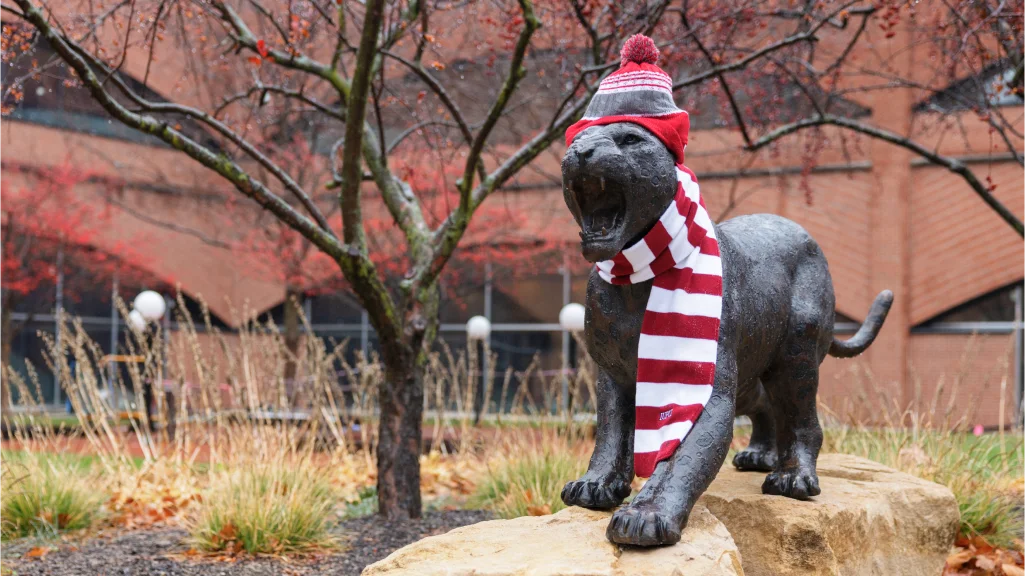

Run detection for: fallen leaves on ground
[[39, 511, 72, 529], [23, 546, 51, 560], [206, 521, 241, 556], [420, 452, 480, 502], [944, 535, 1025, 575], [520, 489, 552, 516], [107, 462, 202, 529], [325, 453, 376, 504], [166, 549, 240, 563]]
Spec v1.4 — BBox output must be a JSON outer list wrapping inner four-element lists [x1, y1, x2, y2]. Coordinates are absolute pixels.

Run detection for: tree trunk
[[283, 287, 304, 385], [374, 285, 438, 520], [375, 345, 425, 519]]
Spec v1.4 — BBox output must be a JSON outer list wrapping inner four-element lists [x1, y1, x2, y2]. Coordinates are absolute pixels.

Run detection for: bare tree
[[3, 0, 1019, 519]]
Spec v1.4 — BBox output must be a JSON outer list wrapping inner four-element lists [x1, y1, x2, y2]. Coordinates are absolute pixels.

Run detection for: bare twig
[[681, 2, 752, 146], [214, 85, 345, 121], [67, 43, 334, 235], [11, 0, 348, 263], [457, 0, 541, 199], [672, 1, 863, 91], [747, 114, 1024, 236]]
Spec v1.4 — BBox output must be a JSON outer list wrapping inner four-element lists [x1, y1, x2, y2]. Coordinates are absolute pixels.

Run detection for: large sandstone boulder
[[699, 453, 959, 576], [362, 505, 743, 576], [363, 454, 958, 576]]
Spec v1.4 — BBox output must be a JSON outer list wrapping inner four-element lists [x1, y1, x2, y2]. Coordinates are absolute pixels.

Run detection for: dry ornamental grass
[[0, 295, 1020, 571]]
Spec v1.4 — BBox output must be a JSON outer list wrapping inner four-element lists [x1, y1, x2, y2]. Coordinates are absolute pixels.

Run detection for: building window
[[913, 281, 1025, 425]]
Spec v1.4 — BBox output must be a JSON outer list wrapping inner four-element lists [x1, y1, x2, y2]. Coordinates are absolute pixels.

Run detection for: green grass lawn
[[2, 450, 146, 471]]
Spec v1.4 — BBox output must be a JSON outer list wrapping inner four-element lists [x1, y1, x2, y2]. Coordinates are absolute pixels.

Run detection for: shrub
[[187, 457, 338, 555], [1, 456, 107, 540], [472, 439, 588, 519], [341, 486, 378, 520]]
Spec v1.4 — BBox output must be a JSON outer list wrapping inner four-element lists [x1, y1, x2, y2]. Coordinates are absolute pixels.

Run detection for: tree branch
[[380, 48, 485, 183], [337, 0, 402, 341], [415, 91, 590, 290], [387, 120, 469, 154], [413, 3, 670, 291], [10, 0, 348, 262], [681, 3, 751, 146], [214, 85, 346, 122], [247, 0, 290, 46], [67, 43, 334, 235], [457, 0, 540, 201], [747, 114, 1024, 236], [210, 0, 352, 101], [379, 50, 473, 149], [212, 0, 429, 249], [108, 197, 233, 249], [0, 3, 25, 17], [672, 1, 861, 91]]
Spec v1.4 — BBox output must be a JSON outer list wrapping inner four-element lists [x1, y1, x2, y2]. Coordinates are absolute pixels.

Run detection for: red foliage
[[1, 163, 150, 305]]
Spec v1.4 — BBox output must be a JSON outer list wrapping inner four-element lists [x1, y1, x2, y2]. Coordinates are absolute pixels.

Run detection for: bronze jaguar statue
[[559, 35, 892, 547]]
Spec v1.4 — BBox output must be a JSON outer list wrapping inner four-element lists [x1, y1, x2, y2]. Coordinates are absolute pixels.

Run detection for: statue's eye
[[620, 134, 642, 146]]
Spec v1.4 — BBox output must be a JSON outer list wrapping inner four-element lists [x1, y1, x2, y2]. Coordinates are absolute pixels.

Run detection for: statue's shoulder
[[717, 213, 811, 243]]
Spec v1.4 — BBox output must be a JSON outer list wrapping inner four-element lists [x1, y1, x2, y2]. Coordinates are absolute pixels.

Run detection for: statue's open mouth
[[575, 186, 626, 260]]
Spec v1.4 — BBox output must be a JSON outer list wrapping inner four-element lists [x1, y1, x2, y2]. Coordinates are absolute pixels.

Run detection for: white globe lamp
[[127, 309, 147, 331], [133, 290, 166, 321], [466, 315, 492, 340], [559, 303, 586, 332]]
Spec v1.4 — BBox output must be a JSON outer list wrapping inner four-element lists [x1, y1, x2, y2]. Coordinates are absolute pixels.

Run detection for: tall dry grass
[[185, 429, 339, 555], [817, 352, 1024, 548], [1, 297, 1021, 551], [1, 294, 593, 547]]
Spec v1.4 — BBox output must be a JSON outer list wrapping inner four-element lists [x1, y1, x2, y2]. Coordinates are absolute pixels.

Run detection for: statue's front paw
[[762, 468, 820, 500], [606, 505, 681, 547], [561, 477, 631, 510]]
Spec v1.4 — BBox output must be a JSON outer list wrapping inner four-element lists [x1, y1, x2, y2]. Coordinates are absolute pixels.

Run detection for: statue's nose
[[568, 131, 613, 166]]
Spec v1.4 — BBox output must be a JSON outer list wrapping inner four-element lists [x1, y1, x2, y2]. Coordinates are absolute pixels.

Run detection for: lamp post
[[131, 290, 167, 433], [132, 290, 167, 323], [559, 303, 586, 414], [466, 315, 491, 425]]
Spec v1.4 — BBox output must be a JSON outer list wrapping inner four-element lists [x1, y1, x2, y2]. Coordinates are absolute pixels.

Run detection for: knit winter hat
[[565, 35, 690, 163]]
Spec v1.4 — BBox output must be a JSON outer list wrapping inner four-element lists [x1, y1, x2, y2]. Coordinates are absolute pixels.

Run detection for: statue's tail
[[829, 290, 894, 359]]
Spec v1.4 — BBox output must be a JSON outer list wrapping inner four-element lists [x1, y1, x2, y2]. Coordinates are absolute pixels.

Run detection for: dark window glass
[[919, 281, 1022, 324], [308, 292, 364, 324]]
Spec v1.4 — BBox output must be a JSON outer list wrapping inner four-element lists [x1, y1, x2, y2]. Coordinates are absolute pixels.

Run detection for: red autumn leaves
[[248, 39, 271, 66]]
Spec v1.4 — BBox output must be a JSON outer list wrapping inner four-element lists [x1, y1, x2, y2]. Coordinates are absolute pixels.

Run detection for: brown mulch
[[1, 510, 493, 576]]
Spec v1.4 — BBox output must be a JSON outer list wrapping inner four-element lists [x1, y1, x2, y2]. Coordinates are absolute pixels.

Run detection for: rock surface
[[362, 454, 959, 576], [362, 505, 742, 576], [699, 453, 959, 576]]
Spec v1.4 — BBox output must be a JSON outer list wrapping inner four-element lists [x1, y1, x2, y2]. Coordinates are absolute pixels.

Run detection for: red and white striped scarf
[[595, 165, 722, 478]]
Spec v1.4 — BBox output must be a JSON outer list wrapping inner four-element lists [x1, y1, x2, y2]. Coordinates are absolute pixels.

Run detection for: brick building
[[2, 14, 1022, 427]]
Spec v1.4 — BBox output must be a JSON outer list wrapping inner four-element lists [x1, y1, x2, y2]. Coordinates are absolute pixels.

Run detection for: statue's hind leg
[[760, 309, 826, 500], [732, 380, 777, 472]]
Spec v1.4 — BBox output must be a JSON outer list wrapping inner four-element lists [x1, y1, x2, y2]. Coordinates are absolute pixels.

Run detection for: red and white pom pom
[[620, 34, 660, 67]]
